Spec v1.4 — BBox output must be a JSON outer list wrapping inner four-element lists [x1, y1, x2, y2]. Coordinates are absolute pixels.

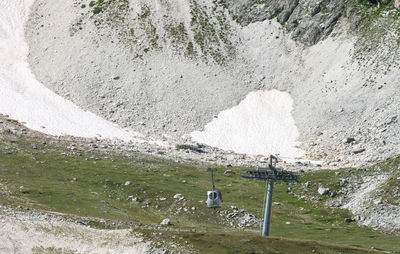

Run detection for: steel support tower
[[241, 156, 298, 236]]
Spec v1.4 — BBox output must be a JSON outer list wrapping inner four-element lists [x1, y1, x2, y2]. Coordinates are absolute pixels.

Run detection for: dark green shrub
[[93, 6, 102, 14]]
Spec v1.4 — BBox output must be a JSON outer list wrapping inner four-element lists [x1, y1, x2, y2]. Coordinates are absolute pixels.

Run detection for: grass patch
[[0, 135, 399, 253], [32, 247, 76, 254], [350, 0, 400, 76]]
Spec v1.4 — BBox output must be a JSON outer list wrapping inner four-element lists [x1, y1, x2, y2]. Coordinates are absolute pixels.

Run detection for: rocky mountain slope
[[25, 0, 400, 168]]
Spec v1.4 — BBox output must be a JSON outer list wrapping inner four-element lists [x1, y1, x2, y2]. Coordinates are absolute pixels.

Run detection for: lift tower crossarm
[[240, 156, 298, 236]]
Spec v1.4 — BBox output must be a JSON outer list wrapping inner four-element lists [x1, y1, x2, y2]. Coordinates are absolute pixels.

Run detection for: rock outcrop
[[224, 0, 398, 45], [395, 0, 400, 9]]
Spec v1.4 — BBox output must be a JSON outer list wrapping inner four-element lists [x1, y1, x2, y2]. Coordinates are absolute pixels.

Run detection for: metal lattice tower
[[241, 155, 298, 236]]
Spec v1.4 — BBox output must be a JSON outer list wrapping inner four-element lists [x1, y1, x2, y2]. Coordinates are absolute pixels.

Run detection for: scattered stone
[[160, 219, 171, 225], [352, 148, 366, 154], [237, 213, 258, 227], [339, 179, 348, 187], [373, 199, 382, 205], [395, 0, 400, 9], [353, 215, 363, 221], [344, 218, 354, 223], [175, 144, 204, 153], [173, 193, 184, 200], [344, 137, 355, 144], [224, 170, 235, 175], [317, 187, 330, 195], [124, 181, 131, 186]]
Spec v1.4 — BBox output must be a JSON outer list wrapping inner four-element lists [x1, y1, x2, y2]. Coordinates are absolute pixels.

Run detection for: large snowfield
[[191, 90, 304, 159]]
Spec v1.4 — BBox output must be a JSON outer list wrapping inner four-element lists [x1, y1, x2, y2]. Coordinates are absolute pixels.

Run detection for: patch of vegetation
[[351, 0, 400, 78], [145, 21, 159, 49], [142, 230, 382, 254], [293, 156, 400, 206], [70, 0, 130, 36], [352, 0, 395, 37], [32, 247, 76, 254], [0, 134, 400, 253], [93, 6, 102, 15], [368, 156, 400, 206], [138, 5, 151, 20], [185, 41, 197, 58], [190, 0, 236, 65], [164, 22, 189, 52], [71, 0, 236, 63], [123, 4, 160, 53], [371, 173, 400, 206], [129, 27, 135, 37], [96, 0, 129, 25]]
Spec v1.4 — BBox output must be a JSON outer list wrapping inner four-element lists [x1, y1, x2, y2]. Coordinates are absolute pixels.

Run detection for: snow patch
[[190, 90, 304, 159], [0, 0, 150, 143]]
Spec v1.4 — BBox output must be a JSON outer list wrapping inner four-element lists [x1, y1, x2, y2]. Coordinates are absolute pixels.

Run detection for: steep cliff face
[[224, 0, 400, 46], [225, 0, 348, 46]]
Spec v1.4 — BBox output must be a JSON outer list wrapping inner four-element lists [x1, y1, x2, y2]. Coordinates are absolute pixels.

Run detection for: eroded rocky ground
[[0, 206, 150, 254], [25, 0, 400, 168]]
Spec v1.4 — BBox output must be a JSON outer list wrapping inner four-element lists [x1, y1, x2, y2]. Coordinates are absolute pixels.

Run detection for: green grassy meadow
[[0, 135, 399, 253]]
